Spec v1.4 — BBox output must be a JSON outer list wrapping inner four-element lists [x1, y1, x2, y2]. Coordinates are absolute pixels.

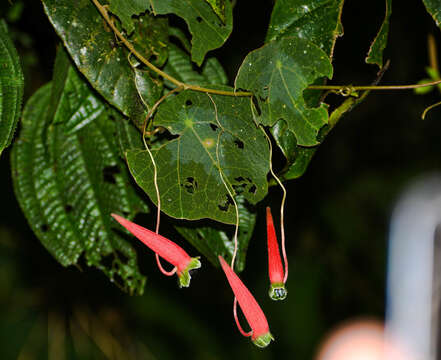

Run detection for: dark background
[[0, 0, 440, 359]]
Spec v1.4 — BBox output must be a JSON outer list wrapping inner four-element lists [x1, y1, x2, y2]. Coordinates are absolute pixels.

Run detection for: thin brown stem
[[308, 78, 441, 92], [422, 100, 441, 120], [91, 0, 184, 88], [91, 0, 441, 99]]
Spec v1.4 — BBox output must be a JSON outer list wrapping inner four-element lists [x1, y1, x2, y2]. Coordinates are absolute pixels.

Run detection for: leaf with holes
[[266, 0, 344, 57], [11, 83, 148, 295], [265, 2, 341, 176], [235, 37, 333, 147], [149, 0, 233, 65], [204, 0, 226, 23], [366, 0, 392, 68], [0, 20, 24, 157], [114, 111, 257, 269], [42, 0, 165, 127], [108, 0, 150, 34], [174, 196, 255, 272], [130, 14, 169, 67], [126, 90, 270, 224]]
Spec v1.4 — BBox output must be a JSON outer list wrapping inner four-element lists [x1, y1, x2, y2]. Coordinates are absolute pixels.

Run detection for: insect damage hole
[[185, 99, 193, 106], [234, 139, 244, 149], [182, 177, 198, 194], [103, 165, 121, 184], [196, 16, 203, 23], [209, 123, 218, 132], [218, 194, 234, 212]]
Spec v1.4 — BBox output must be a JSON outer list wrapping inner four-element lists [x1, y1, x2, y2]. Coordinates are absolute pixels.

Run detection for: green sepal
[[177, 257, 201, 288], [252, 332, 274, 348], [269, 283, 287, 301]]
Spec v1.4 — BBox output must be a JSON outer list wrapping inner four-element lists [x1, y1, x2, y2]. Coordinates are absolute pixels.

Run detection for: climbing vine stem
[[90, 0, 441, 98], [256, 102, 288, 283]]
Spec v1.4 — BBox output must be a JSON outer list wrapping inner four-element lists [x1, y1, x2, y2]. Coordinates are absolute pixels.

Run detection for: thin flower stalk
[[111, 214, 200, 287], [266, 207, 287, 300], [219, 256, 274, 348]]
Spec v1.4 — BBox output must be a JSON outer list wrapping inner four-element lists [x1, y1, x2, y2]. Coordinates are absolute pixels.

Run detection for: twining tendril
[[206, 93, 240, 271], [140, 88, 182, 277], [259, 127, 288, 283]]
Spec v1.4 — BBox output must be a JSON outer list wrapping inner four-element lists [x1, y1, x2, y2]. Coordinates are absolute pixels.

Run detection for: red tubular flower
[[266, 207, 287, 300], [111, 214, 200, 287], [218, 256, 274, 348]]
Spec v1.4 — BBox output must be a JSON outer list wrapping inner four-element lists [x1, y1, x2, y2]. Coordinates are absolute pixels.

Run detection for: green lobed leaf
[[175, 196, 255, 272], [49, 47, 105, 133], [0, 19, 24, 156], [266, 0, 344, 57], [204, 0, 226, 23], [366, 0, 392, 68], [265, 1, 342, 179], [115, 109, 255, 269], [149, 0, 233, 66], [42, 0, 166, 127], [126, 90, 270, 224], [235, 37, 333, 147], [130, 14, 169, 67], [108, 0, 150, 34], [11, 83, 148, 295], [422, 0, 441, 28], [270, 119, 317, 181]]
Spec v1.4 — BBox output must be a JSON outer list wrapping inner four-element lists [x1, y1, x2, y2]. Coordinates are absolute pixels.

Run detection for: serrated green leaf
[[164, 44, 206, 86], [0, 19, 24, 156], [50, 47, 105, 133], [169, 26, 192, 53], [11, 83, 148, 295], [202, 57, 228, 85], [108, 0, 150, 34], [366, 0, 392, 68], [163, 43, 227, 87], [41, 0, 166, 126], [422, 0, 441, 28], [235, 37, 333, 146], [115, 113, 144, 157], [126, 90, 270, 224], [150, 0, 233, 65], [266, 0, 344, 57], [175, 196, 255, 272]]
